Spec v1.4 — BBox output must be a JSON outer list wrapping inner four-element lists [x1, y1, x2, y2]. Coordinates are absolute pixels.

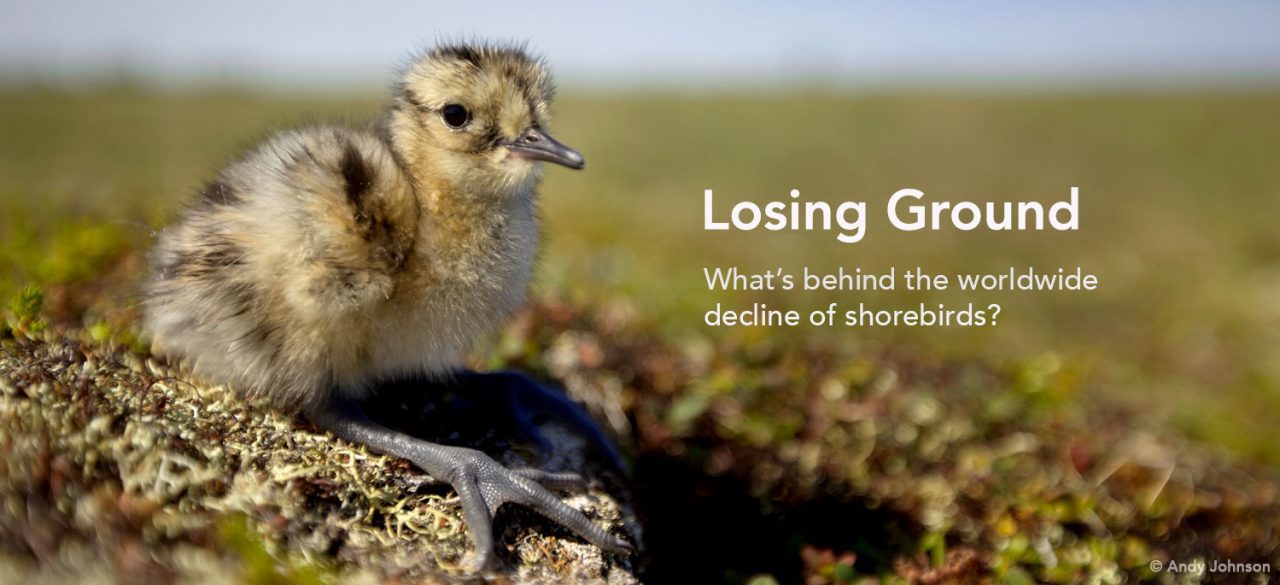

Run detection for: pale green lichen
[[0, 334, 638, 584]]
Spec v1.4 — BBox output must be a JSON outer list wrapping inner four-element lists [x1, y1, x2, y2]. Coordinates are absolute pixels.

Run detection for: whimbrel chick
[[142, 42, 630, 568]]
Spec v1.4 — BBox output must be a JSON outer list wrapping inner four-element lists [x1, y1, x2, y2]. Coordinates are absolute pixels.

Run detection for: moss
[[216, 515, 328, 585], [4, 284, 46, 339], [0, 216, 128, 297]]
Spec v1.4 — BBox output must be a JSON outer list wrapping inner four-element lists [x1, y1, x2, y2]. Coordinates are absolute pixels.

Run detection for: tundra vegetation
[[2, 88, 1279, 583]]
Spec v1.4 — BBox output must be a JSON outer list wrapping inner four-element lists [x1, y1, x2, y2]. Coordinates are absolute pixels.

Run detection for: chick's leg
[[310, 395, 632, 569], [449, 371, 626, 471]]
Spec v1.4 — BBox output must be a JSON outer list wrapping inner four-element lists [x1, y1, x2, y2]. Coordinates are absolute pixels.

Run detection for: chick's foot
[[311, 395, 633, 570]]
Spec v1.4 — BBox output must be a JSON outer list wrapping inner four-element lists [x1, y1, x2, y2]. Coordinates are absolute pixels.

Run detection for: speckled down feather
[[143, 44, 555, 414]]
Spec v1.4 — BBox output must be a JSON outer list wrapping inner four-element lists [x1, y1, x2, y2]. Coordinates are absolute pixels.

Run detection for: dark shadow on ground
[[632, 449, 919, 584]]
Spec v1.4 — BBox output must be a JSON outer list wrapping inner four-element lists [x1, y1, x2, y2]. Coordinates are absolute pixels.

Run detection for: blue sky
[[1, 0, 1278, 88]]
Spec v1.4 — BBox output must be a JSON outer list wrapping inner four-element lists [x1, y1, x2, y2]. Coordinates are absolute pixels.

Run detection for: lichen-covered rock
[[0, 335, 639, 584]]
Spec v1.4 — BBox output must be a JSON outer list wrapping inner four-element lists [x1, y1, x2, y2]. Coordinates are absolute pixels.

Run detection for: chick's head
[[391, 43, 583, 196]]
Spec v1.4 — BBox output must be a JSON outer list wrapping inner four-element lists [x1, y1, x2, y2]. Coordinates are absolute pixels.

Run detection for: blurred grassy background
[[1, 85, 1278, 468]]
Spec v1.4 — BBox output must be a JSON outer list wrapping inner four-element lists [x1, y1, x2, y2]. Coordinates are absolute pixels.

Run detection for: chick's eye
[[440, 104, 470, 128]]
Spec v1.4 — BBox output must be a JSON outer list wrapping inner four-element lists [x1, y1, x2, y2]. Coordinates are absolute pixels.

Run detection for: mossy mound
[[0, 330, 638, 584]]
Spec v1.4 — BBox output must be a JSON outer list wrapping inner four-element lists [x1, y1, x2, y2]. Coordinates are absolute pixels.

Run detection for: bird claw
[[431, 445, 633, 571], [312, 395, 633, 572]]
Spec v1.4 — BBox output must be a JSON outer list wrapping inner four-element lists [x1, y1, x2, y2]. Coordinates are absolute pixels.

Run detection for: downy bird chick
[[143, 43, 630, 568]]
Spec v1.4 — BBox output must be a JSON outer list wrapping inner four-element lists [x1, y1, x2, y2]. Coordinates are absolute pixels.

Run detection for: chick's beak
[[502, 128, 585, 170]]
